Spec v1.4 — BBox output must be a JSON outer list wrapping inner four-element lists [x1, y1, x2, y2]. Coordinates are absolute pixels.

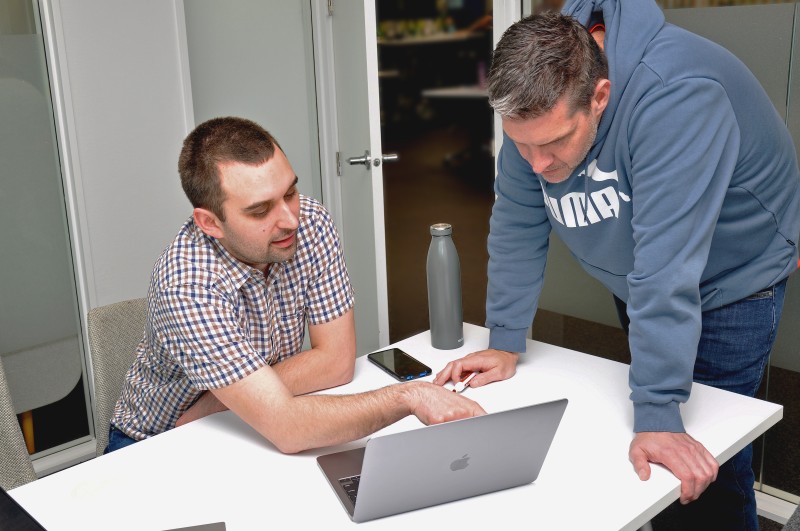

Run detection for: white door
[[312, 0, 390, 354]]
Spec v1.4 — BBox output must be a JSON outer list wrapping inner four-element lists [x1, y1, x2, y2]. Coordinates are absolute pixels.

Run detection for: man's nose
[[526, 146, 554, 174], [277, 200, 299, 230]]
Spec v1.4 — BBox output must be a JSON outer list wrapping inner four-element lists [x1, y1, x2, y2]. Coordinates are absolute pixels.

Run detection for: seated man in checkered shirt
[[105, 117, 484, 454]]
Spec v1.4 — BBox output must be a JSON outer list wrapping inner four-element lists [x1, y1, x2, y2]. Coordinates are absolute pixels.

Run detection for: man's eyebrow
[[541, 131, 571, 146], [508, 128, 571, 147], [242, 199, 274, 213], [242, 176, 300, 213]]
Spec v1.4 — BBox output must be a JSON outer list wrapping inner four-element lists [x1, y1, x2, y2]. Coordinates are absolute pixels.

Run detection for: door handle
[[378, 154, 398, 165], [347, 151, 399, 168], [347, 151, 372, 168]]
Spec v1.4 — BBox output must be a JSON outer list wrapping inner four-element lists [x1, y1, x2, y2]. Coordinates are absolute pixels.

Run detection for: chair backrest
[[0, 357, 36, 490], [87, 298, 147, 457]]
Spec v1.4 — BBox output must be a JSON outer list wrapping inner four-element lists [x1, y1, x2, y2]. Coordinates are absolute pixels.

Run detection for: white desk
[[10, 324, 782, 530]]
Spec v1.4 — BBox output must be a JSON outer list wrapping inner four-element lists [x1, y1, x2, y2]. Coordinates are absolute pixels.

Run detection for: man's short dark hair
[[178, 117, 282, 221], [488, 12, 608, 119]]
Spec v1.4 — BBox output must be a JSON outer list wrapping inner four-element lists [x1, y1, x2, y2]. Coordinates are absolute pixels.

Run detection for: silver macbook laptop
[[317, 398, 568, 523]]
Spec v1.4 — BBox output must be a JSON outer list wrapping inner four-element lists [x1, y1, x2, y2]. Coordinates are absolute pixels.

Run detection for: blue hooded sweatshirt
[[487, 0, 800, 432]]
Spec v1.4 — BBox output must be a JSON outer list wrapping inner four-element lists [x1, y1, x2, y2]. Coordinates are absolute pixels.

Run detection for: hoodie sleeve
[[626, 76, 740, 433], [486, 134, 552, 353]]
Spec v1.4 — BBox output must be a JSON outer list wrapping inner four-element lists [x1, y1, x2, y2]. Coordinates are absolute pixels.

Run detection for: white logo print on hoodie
[[541, 160, 631, 228]]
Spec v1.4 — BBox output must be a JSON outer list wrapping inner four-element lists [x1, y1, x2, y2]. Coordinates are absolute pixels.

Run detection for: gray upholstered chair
[[87, 298, 147, 457], [0, 356, 37, 490]]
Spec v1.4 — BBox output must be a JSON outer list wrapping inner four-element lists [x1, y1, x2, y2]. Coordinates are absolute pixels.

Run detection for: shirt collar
[[189, 220, 268, 288]]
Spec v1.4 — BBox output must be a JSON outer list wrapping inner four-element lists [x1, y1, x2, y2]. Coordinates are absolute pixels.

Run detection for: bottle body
[[426, 224, 464, 349]]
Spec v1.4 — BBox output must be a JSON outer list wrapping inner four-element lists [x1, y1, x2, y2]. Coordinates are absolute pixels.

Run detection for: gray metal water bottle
[[426, 223, 464, 349]]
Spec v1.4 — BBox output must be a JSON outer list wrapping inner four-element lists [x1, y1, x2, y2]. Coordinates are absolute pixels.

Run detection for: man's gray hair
[[488, 12, 608, 119]]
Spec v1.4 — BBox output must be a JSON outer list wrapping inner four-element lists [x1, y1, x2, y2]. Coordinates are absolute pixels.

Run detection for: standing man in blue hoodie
[[434, 1, 800, 528]]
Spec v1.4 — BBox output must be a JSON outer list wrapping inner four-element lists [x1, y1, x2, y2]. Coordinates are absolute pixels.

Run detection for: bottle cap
[[430, 223, 452, 236]]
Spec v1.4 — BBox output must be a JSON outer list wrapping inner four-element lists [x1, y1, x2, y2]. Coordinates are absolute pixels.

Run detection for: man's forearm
[[278, 384, 416, 453], [212, 363, 485, 455], [221, 378, 420, 454], [272, 346, 354, 395], [254, 381, 484, 454], [175, 346, 354, 427]]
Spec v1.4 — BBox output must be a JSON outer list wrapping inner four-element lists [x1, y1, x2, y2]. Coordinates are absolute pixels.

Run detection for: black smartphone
[[367, 348, 432, 381]]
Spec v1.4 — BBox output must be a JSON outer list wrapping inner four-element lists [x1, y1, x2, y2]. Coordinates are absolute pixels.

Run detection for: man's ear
[[592, 79, 611, 119], [193, 207, 224, 239]]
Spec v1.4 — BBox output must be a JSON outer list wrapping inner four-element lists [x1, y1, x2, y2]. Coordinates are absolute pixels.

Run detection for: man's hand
[[432, 349, 519, 389], [629, 432, 719, 504], [405, 382, 486, 425]]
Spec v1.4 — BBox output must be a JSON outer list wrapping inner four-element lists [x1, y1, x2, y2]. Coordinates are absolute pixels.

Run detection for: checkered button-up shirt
[[112, 195, 354, 440]]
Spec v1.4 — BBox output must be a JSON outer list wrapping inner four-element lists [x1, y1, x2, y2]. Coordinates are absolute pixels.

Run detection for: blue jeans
[[104, 425, 139, 454], [614, 279, 787, 531]]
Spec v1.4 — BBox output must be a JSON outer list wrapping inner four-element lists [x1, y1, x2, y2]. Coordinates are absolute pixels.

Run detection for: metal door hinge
[[336, 151, 342, 176], [328, 0, 334, 16]]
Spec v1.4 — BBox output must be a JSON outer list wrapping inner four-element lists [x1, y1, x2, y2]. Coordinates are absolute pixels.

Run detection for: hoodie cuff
[[633, 401, 685, 433], [488, 326, 527, 353]]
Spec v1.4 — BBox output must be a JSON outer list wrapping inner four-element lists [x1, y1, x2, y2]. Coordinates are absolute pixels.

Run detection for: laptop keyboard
[[338, 475, 361, 505]]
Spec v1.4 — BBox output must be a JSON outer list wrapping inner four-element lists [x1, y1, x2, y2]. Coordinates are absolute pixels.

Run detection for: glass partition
[[0, 0, 91, 459]]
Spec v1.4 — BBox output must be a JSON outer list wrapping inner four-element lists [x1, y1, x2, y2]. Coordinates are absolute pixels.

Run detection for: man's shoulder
[[287, 195, 345, 279], [642, 24, 743, 85], [298, 194, 339, 244], [299, 194, 332, 223], [151, 217, 237, 294]]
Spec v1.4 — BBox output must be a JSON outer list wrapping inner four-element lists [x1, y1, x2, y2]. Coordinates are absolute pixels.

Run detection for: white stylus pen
[[453, 372, 478, 393]]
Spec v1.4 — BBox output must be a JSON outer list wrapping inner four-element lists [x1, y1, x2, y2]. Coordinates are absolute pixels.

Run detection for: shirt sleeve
[[486, 134, 553, 353], [626, 77, 740, 432], [303, 204, 355, 325]]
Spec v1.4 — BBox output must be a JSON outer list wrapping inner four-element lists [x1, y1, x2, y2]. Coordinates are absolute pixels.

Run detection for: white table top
[[10, 324, 782, 530]]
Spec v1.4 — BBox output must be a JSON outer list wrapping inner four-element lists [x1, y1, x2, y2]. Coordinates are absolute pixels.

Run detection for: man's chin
[[541, 169, 570, 183], [268, 241, 298, 263]]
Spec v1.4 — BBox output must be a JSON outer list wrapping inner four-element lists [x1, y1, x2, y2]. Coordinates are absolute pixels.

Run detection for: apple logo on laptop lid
[[449, 454, 470, 471]]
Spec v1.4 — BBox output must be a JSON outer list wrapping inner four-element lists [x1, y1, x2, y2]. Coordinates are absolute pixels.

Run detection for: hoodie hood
[[562, 0, 664, 150]]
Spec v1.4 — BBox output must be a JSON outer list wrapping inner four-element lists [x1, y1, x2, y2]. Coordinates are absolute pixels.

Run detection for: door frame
[[309, 0, 345, 234]]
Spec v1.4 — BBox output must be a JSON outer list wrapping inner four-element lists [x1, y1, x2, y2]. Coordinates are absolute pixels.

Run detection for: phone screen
[[367, 348, 432, 381]]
